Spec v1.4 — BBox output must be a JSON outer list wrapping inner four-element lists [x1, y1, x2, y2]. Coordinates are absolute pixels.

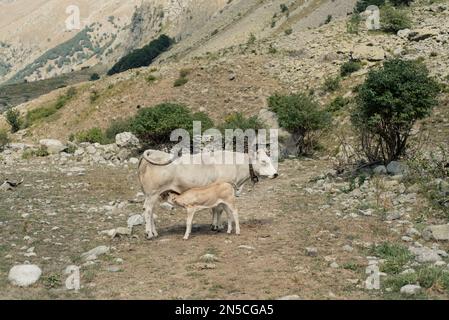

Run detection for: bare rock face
[[422, 225, 449, 241], [8, 265, 42, 287], [351, 44, 385, 61], [408, 28, 439, 41]]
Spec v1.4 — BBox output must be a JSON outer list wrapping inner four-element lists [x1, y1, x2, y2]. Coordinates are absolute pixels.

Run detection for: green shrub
[[130, 103, 213, 146], [340, 60, 363, 77], [268, 93, 332, 155], [247, 33, 256, 45], [324, 15, 332, 24], [347, 13, 362, 34], [323, 75, 341, 92], [22, 146, 49, 159], [0, 129, 9, 150], [284, 28, 293, 35], [105, 118, 132, 141], [90, 90, 100, 103], [219, 112, 265, 132], [174, 77, 188, 87], [146, 74, 157, 83], [90, 73, 100, 81], [5, 108, 22, 132], [75, 127, 108, 144], [389, 0, 414, 6], [381, 5, 412, 33], [107, 35, 173, 75], [327, 96, 350, 113], [352, 58, 440, 163], [280, 4, 289, 13]]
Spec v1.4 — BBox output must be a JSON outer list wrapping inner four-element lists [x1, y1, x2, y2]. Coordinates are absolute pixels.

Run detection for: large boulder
[[351, 44, 385, 61], [39, 139, 66, 154], [408, 246, 442, 263], [422, 225, 449, 241], [8, 265, 42, 287], [115, 132, 140, 149], [386, 161, 408, 175], [408, 28, 439, 41]]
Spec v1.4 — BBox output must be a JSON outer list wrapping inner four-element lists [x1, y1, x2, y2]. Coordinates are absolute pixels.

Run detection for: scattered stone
[[408, 246, 442, 263], [127, 214, 145, 228], [106, 266, 121, 273], [330, 262, 339, 269], [200, 253, 219, 263], [402, 236, 413, 242], [305, 247, 318, 257], [400, 269, 416, 275], [115, 132, 140, 149], [386, 212, 401, 221], [422, 224, 449, 241], [81, 246, 110, 260], [115, 227, 132, 237], [400, 284, 422, 296], [342, 245, 353, 252], [238, 245, 255, 251], [8, 265, 42, 287]]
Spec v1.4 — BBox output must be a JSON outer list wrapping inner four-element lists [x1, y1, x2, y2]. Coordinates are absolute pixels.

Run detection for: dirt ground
[[0, 157, 400, 300]]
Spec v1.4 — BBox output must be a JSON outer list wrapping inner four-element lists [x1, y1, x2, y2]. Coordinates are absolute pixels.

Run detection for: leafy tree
[[108, 35, 173, 75], [352, 58, 440, 163], [5, 108, 22, 133]]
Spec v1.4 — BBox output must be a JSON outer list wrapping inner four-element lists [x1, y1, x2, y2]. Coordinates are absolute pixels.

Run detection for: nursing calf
[[167, 183, 240, 240]]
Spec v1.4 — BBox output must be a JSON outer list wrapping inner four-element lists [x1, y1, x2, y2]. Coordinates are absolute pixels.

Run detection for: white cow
[[138, 149, 278, 239]]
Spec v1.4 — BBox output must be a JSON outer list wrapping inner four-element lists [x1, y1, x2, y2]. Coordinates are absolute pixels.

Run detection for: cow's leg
[[223, 205, 233, 234], [211, 206, 219, 231], [226, 204, 240, 235], [184, 208, 196, 240], [144, 194, 159, 239]]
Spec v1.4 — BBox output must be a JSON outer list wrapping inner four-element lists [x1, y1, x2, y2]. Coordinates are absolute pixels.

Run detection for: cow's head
[[252, 149, 278, 179]]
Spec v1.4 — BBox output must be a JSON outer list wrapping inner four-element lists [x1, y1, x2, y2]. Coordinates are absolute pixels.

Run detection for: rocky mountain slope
[[1, 0, 449, 300]]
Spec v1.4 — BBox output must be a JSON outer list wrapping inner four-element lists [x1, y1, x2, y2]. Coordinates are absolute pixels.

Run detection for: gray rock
[[386, 212, 401, 221], [351, 44, 385, 61], [400, 284, 422, 296], [200, 253, 219, 263], [127, 214, 144, 228], [422, 225, 449, 241], [342, 245, 353, 252], [373, 165, 387, 175], [386, 161, 408, 175], [8, 265, 42, 287], [81, 245, 109, 260], [397, 29, 411, 39], [408, 246, 442, 263], [39, 139, 66, 154], [115, 132, 140, 149]]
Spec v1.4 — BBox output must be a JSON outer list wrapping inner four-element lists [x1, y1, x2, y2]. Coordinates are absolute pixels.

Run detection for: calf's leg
[[184, 207, 196, 240]]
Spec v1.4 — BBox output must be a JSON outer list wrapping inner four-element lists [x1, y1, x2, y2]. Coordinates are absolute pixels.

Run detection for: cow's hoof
[[145, 231, 154, 240]]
